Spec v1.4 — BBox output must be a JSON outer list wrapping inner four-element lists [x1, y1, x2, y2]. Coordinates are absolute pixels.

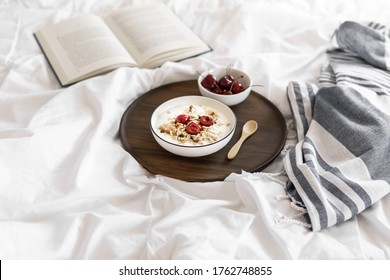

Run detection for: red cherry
[[222, 90, 233, 95], [212, 86, 223, 94], [199, 115, 214, 126], [201, 74, 217, 90], [185, 122, 201, 135], [225, 74, 234, 82], [175, 114, 190, 124], [231, 81, 245, 94], [218, 76, 233, 90]]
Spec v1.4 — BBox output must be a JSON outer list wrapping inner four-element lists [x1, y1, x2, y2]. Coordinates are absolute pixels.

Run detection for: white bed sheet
[[1, 0, 390, 259]]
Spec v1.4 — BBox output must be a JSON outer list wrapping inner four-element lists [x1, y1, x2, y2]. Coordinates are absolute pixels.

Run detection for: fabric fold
[[284, 21, 390, 231]]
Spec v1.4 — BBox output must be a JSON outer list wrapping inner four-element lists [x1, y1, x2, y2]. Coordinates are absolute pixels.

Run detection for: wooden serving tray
[[119, 80, 287, 182]]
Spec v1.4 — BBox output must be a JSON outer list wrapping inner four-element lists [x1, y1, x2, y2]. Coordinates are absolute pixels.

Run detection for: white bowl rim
[[150, 95, 237, 149]]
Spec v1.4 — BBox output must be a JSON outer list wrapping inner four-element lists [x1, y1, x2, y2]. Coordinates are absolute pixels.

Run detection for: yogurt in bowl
[[150, 96, 236, 157]]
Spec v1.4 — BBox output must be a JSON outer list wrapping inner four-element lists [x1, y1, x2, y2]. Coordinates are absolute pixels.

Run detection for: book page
[[35, 15, 137, 84], [104, 3, 210, 67]]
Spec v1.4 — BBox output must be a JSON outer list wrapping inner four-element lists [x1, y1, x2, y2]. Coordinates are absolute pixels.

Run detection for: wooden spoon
[[227, 120, 258, 160]]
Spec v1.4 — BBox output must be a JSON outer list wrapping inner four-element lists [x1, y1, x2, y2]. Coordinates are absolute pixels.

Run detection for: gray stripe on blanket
[[287, 145, 328, 229], [313, 86, 390, 181], [303, 138, 372, 209], [335, 21, 388, 70], [284, 21, 390, 231]]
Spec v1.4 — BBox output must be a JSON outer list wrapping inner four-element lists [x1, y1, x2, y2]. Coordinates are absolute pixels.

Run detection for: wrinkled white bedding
[[1, 0, 390, 259]]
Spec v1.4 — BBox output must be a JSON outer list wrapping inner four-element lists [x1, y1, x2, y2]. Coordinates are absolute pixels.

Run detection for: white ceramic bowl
[[198, 67, 252, 106], [150, 96, 236, 157]]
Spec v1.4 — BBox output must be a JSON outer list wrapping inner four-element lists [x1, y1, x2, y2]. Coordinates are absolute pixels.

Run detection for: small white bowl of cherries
[[197, 66, 252, 106]]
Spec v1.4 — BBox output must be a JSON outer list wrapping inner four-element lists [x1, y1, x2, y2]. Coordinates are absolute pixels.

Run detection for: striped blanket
[[284, 21, 390, 231]]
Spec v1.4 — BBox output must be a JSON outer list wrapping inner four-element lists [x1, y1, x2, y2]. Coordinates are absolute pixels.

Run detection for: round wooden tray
[[119, 80, 287, 182]]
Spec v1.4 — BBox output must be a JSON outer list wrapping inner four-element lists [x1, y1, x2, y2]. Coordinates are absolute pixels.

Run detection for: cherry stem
[[226, 63, 233, 75]]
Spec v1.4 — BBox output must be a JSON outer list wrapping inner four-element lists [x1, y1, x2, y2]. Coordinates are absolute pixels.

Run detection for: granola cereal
[[157, 104, 232, 146]]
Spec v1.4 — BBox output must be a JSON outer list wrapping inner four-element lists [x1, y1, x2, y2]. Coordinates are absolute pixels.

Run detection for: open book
[[34, 3, 211, 86]]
